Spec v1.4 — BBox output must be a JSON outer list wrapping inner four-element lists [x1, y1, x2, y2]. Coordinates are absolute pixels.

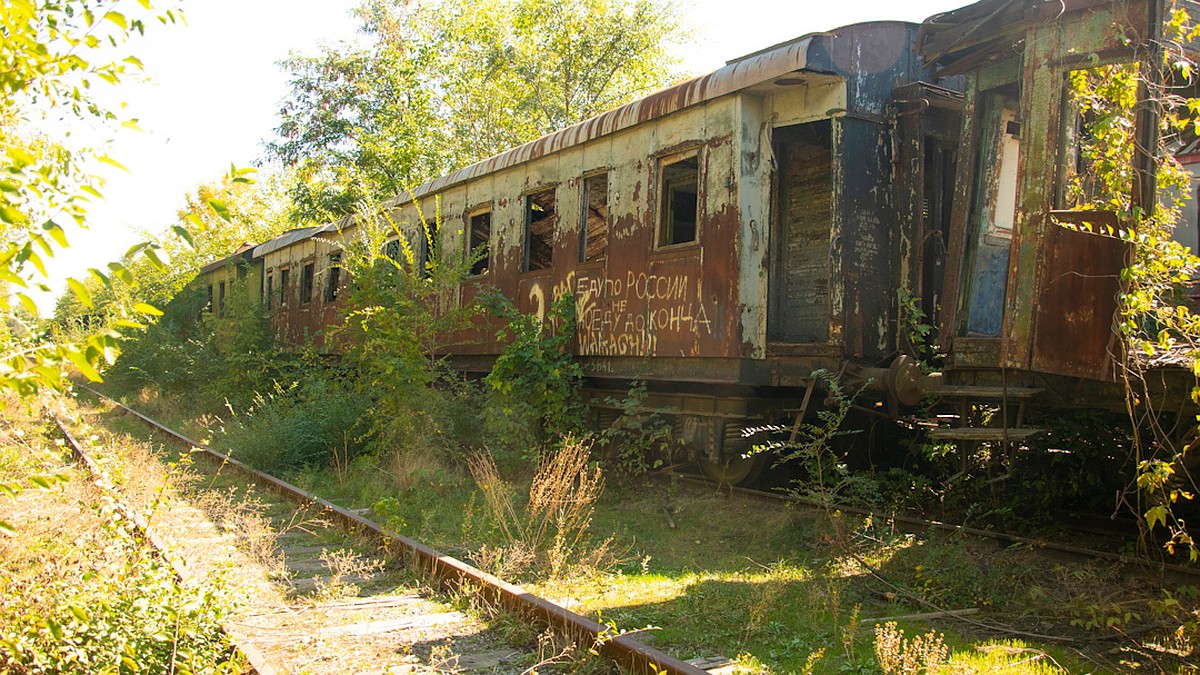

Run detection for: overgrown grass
[[0, 394, 245, 673]]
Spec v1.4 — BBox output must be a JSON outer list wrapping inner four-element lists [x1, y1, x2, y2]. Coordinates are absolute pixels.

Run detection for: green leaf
[[66, 278, 93, 309], [133, 302, 163, 317], [104, 11, 128, 30], [108, 262, 134, 286], [172, 225, 195, 249], [114, 319, 146, 329], [207, 198, 232, 222], [0, 521, 14, 537], [142, 246, 168, 270], [43, 222, 70, 247], [64, 350, 102, 382], [98, 155, 128, 172], [14, 293, 39, 316]]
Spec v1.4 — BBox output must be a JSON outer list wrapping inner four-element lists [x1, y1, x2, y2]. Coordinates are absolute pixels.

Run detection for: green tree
[[1066, 5, 1200, 562], [1, 0, 179, 392], [267, 0, 689, 222]]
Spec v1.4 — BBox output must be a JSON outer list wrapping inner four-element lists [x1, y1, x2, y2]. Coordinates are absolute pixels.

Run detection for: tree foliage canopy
[[267, 0, 690, 222], [1, 0, 179, 393]]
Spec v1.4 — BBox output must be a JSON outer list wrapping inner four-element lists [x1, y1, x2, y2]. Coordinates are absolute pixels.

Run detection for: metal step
[[926, 385, 1044, 400], [928, 427, 1046, 442]]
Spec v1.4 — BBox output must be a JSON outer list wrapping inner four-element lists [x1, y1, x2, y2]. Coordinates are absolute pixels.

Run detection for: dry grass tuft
[[467, 436, 611, 579]]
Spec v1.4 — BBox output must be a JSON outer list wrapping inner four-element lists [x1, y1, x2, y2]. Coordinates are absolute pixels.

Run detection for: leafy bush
[[592, 380, 674, 477], [213, 369, 369, 474], [483, 292, 585, 463]]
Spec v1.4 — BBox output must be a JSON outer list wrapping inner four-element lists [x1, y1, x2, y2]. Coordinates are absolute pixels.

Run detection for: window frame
[[656, 149, 702, 249], [300, 262, 314, 305], [580, 171, 610, 264], [278, 267, 290, 307], [325, 253, 342, 302], [523, 186, 558, 273], [466, 205, 492, 277]]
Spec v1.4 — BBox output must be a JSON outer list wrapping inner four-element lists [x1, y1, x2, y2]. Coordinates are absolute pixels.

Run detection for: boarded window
[[468, 210, 491, 276], [325, 254, 341, 302], [300, 263, 314, 304], [658, 154, 699, 246], [581, 173, 609, 263], [524, 188, 556, 271], [279, 268, 289, 306], [265, 274, 274, 309]]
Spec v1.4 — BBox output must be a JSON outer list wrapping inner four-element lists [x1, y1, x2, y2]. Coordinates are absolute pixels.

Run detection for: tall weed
[[466, 436, 610, 579]]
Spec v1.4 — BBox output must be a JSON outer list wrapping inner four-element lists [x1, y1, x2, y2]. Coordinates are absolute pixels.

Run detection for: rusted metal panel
[[1027, 217, 1128, 380]]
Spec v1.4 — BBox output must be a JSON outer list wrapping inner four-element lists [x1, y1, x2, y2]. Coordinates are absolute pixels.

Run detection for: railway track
[[664, 472, 1200, 586], [68, 388, 710, 675]]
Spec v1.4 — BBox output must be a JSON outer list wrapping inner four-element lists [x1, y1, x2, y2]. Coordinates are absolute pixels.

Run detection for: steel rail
[[664, 472, 1200, 585], [82, 387, 707, 675], [50, 411, 279, 675]]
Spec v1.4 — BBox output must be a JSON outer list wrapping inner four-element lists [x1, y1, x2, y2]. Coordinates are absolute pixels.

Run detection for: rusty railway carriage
[[206, 0, 1197, 482]]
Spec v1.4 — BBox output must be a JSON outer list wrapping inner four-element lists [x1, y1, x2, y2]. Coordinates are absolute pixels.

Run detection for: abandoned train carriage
[[208, 0, 1196, 481]]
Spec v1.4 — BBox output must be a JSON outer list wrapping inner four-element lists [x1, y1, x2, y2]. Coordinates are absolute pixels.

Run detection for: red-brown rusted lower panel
[[87, 388, 708, 675], [1026, 214, 1129, 381]]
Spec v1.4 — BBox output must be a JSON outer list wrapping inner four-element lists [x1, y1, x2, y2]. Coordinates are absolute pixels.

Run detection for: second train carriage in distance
[[226, 0, 1198, 483]]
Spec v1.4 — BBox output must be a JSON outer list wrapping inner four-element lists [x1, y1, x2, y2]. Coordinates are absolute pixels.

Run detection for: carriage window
[[325, 253, 341, 302], [384, 238, 401, 263], [206, 284, 213, 313], [217, 281, 226, 317], [581, 173, 609, 263], [658, 153, 699, 246], [300, 262, 314, 304], [468, 210, 491, 276], [279, 268, 289, 306], [265, 274, 274, 309], [524, 188, 556, 271]]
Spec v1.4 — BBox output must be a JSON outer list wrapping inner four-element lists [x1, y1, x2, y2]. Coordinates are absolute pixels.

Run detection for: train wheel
[[697, 452, 767, 486]]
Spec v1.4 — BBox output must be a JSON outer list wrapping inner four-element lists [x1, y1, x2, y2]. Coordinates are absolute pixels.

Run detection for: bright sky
[[42, 0, 969, 309]]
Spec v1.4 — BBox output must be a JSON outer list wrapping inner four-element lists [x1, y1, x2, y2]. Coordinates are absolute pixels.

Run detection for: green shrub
[[483, 292, 584, 463]]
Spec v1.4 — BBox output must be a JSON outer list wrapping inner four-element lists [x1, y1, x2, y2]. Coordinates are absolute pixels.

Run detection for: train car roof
[[254, 19, 925, 255]]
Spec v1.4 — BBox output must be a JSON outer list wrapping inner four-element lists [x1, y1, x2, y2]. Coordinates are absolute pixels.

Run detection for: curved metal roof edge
[[384, 20, 917, 209], [251, 20, 918, 256], [251, 223, 340, 259]]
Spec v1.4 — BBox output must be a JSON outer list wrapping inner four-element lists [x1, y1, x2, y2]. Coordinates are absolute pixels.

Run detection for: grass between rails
[[0, 393, 247, 674], [82, 388, 1200, 674]]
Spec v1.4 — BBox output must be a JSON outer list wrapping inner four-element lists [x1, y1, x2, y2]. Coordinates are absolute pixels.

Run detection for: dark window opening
[[659, 154, 699, 246], [237, 264, 247, 280], [581, 174, 609, 263], [525, 189, 556, 271], [266, 274, 274, 310], [206, 284, 213, 313], [325, 254, 341, 302], [468, 210, 491, 276], [384, 238, 401, 263], [300, 263, 314, 304], [279, 268, 289, 306], [217, 281, 226, 317]]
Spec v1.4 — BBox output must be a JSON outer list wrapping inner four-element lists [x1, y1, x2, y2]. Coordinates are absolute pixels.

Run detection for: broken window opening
[[325, 253, 342, 302], [468, 210, 491, 276], [384, 239, 401, 263], [300, 262, 314, 304], [279, 268, 290, 307], [1059, 63, 1139, 215], [581, 173, 609, 263], [658, 153, 699, 247], [524, 188, 556, 272], [206, 284, 213, 313], [265, 274, 274, 310]]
